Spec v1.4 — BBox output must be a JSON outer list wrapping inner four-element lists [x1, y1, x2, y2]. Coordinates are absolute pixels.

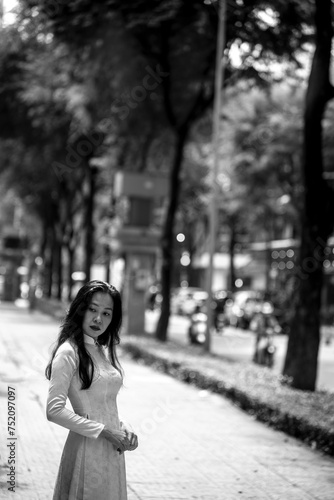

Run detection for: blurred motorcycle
[[250, 311, 281, 368], [188, 306, 207, 345], [188, 296, 228, 344], [253, 329, 277, 368]]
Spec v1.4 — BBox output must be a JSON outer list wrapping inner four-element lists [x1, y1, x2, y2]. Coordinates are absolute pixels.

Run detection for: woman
[[46, 280, 138, 500]]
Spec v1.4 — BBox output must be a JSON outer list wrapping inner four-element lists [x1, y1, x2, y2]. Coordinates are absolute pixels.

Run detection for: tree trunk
[[185, 220, 196, 286], [265, 224, 273, 292], [38, 216, 49, 294], [228, 222, 236, 292], [67, 244, 75, 302], [155, 127, 188, 341], [39, 217, 48, 263], [84, 165, 97, 283], [283, 0, 334, 391], [45, 225, 55, 298], [63, 191, 77, 302], [104, 244, 111, 283], [55, 237, 63, 300]]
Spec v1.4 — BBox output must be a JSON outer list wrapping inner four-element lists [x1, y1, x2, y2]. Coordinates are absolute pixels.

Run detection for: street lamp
[[205, 0, 227, 352]]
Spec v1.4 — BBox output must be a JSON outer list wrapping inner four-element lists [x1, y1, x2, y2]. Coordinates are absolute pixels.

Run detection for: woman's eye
[[104, 312, 111, 316], [89, 307, 96, 312]]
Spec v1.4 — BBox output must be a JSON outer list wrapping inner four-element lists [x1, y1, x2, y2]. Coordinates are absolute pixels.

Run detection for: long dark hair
[[45, 280, 123, 389]]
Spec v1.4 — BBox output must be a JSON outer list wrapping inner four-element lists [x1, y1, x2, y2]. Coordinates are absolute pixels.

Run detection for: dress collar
[[83, 333, 98, 345]]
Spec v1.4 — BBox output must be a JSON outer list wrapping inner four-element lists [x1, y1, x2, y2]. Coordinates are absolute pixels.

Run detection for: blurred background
[[0, 0, 334, 392]]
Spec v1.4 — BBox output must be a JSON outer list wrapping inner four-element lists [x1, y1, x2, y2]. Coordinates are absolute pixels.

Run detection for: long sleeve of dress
[[46, 342, 105, 439]]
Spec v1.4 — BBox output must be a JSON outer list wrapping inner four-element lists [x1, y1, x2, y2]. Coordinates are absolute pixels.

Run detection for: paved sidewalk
[[0, 302, 333, 499]]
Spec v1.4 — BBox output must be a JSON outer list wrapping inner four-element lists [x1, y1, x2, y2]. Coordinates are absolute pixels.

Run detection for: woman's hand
[[124, 429, 138, 451], [100, 427, 131, 454], [120, 421, 139, 452]]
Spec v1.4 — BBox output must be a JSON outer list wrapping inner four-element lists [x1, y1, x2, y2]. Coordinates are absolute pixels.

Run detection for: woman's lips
[[90, 326, 101, 331]]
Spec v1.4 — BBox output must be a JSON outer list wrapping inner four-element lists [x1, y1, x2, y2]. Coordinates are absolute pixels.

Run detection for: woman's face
[[82, 292, 114, 339]]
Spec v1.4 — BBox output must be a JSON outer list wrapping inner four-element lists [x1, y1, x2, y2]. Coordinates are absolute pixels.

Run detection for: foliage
[[2, 0, 318, 336], [221, 82, 304, 240], [18, 0, 316, 167], [0, 19, 92, 295]]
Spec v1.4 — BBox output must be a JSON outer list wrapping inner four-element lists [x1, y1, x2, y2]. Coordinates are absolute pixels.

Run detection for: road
[[145, 310, 334, 393]]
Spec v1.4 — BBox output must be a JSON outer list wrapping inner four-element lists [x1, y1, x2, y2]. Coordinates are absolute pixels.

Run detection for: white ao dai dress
[[47, 334, 127, 500]]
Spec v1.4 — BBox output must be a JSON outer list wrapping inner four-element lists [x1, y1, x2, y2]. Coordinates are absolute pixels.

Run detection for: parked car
[[183, 290, 208, 316], [171, 287, 208, 316], [224, 290, 270, 329]]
